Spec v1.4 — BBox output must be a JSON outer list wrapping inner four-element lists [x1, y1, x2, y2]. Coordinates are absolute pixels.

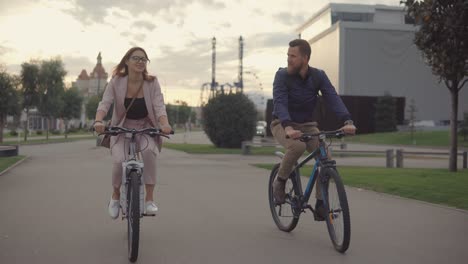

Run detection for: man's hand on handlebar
[[340, 123, 356, 135], [285, 126, 302, 140]]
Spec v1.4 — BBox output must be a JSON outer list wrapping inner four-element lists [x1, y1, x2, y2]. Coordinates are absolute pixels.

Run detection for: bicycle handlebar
[[286, 129, 345, 142], [98, 126, 174, 139]]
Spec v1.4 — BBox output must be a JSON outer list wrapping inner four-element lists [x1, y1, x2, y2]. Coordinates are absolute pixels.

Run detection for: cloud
[[65, 0, 226, 25], [132, 20, 157, 31], [0, 0, 33, 15], [250, 32, 298, 49], [273, 12, 308, 27], [0, 44, 15, 56]]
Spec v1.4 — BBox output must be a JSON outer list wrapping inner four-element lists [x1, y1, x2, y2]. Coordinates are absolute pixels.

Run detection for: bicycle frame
[[121, 132, 145, 217], [286, 133, 338, 208]]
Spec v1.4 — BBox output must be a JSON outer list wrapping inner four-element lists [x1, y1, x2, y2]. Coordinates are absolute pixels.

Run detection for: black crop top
[[124, 97, 148, 119]]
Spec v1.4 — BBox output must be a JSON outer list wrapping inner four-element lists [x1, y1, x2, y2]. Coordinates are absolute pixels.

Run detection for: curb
[[0, 156, 29, 177]]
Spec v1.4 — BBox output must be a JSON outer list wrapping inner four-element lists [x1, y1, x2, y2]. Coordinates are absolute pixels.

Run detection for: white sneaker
[[108, 198, 120, 219], [145, 201, 158, 215]]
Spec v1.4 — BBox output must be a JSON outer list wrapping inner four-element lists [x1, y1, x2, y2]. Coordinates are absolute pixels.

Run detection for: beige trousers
[[110, 118, 158, 188], [270, 119, 322, 199]]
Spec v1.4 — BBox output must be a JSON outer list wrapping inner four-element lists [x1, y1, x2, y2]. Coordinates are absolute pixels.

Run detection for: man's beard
[[287, 63, 302, 75]]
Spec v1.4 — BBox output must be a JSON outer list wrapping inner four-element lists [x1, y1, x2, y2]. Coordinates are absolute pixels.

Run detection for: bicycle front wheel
[[127, 171, 140, 263], [321, 167, 351, 253], [268, 163, 299, 232]]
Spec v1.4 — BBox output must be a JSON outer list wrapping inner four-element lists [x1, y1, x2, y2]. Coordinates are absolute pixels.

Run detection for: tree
[[374, 93, 397, 133], [202, 93, 256, 148], [37, 58, 66, 140], [166, 101, 193, 127], [20, 61, 40, 141], [402, 0, 468, 171], [85, 91, 112, 124], [407, 98, 418, 144], [61, 86, 83, 138], [0, 69, 21, 143], [459, 112, 468, 141]]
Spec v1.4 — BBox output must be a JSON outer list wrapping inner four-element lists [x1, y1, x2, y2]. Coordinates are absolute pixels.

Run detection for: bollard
[[463, 151, 467, 169], [386, 149, 394, 168], [396, 149, 404, 168], [241, 141, 251, 155]]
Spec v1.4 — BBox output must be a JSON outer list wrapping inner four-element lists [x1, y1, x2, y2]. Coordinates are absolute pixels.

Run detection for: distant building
[[74, 52, 109, 97], [296, 3, 467, 122], [73, 52, 109, 125]]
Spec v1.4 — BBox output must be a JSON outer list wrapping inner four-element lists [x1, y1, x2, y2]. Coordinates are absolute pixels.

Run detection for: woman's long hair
[[112, 47, 155, 81]]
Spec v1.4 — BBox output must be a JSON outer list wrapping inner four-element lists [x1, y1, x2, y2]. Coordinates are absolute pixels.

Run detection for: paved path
[[0, 139, 467, 263]]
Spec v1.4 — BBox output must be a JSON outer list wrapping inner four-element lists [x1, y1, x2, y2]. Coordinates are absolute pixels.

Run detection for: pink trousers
[[110, 118, 158, 188]]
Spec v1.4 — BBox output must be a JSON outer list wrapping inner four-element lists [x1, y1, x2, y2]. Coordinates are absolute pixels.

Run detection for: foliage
[[202, 92, 257, 148], [374, 93, 397, 132], [61, 86, 83, 138], [37, 58, 66, 139], [459, 112, 468, 141], [166, 101, 196, 126], [86, 91, 112, 122], [402, 0, 468, 171], [0, 69, 21, 143], [20, 61, 41, 141], [61, 86, 83, 120]]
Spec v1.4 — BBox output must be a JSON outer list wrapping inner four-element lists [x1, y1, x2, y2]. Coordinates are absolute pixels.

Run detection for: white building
[[73, 52, 109, 125], [296, 3, 467, 122]]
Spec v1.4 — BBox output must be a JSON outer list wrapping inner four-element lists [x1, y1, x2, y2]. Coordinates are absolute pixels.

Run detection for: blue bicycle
[[268, 130, 351, 253]]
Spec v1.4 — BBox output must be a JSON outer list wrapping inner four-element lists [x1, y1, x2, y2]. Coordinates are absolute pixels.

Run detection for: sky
[[0, 0, 401, 106]]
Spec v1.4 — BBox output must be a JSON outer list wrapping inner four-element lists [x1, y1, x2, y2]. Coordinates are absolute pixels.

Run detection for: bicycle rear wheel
[[320, 168, 351, 253], [268, 163, 299, 232], [127, 171, 140, 262]]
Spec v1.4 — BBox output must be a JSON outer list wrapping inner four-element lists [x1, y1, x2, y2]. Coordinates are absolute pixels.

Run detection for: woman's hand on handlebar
[[160, 124, 173, 135], [93, 121, 105, 134]]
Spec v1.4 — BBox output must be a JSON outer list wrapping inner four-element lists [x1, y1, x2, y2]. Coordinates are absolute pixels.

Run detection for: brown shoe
[[273, 178, 287, 204]]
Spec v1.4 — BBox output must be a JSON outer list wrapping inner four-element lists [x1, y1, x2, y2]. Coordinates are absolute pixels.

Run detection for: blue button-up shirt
[[272, 67, 351, 128]]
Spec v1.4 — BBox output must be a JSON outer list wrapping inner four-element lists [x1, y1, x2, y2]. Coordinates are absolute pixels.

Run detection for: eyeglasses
[[130, 56, 149, 64]]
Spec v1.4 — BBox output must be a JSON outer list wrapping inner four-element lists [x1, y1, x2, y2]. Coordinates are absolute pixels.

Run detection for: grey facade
[[297, 3, 467, 122]]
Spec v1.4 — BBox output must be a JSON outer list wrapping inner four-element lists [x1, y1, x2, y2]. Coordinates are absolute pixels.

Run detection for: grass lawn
[[0, 155, 26, 174], [345, 130, 468, 148], [254, 164, 468, 210], [2, 136, 96, 145], [164, 143, 282, 155]]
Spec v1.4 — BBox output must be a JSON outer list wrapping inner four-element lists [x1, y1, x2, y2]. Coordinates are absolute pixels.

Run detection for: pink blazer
[[97, 75, 167, 150]]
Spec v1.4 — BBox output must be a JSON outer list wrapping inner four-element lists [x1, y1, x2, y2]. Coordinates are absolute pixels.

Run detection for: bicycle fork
[[120, 160, 145, 218]]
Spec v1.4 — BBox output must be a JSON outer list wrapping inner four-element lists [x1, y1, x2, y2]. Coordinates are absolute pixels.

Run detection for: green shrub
[[374, 93, 397, 132], [51, 130, 61, 135], [202, 92, 256, 148], [9, 130, 18, 136], [36, 130, 43, 135]]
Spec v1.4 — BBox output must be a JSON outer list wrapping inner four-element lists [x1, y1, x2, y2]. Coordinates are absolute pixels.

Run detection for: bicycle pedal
[[142, 213, 156, 217]]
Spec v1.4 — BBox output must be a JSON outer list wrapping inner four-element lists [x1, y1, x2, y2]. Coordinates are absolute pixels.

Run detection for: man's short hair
[[289, 39, 311, 60]]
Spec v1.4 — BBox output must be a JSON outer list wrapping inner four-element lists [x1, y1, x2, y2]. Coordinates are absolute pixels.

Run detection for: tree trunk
[[24, 109, 29, 142], [46, 117, 50, 141], [0, 114, 4, 143], [449, 87, 459, 172], [65, 120, 68, 139]]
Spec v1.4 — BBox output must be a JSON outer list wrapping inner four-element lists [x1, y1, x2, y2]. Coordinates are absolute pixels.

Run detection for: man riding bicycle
[[271, 39, 356, 219]]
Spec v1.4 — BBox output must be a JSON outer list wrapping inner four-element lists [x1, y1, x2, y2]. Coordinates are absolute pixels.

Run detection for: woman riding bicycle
[[93, 47, 172, 219]]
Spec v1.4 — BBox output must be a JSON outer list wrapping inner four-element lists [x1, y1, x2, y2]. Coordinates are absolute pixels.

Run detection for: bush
[[68, 127, 79, 133], [51, 130, 61, 135], [9, 130, 18, 136], [36, 130, 43, 135], [202, 92, 257, 148], [374, 93, 397, 132]]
